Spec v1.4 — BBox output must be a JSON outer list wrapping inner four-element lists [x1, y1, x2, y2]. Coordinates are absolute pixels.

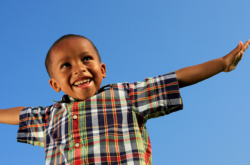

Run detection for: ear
[[49, 78, 61, 92], [100, 63, 107, 78]]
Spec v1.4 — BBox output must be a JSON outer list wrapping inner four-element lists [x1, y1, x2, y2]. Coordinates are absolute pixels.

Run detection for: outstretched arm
[[176, 40, 250, 88], [0, 107, 24, 125]]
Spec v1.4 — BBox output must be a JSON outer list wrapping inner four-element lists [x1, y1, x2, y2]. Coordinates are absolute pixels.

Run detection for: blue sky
[[0, 1, 249, 164]]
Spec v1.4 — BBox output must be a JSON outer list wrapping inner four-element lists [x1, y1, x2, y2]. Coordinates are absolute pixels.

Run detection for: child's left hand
[[223, 39, 250, 72]]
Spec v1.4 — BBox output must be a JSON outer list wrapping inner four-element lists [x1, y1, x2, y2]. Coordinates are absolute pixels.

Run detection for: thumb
[[230, 41, 243, 55]]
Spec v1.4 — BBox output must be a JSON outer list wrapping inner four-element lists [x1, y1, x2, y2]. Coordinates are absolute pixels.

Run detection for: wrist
[[219, 57, 226, 72]]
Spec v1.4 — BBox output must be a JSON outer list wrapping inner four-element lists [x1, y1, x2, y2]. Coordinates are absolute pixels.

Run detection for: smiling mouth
[[73, 79, 92, 86]]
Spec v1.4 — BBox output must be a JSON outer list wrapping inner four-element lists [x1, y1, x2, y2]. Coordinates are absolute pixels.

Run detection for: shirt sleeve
[[128, 72, 183, 122], [17, 106, 47, 147]]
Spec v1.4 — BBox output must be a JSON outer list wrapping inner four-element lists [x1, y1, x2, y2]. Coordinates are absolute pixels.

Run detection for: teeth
[[74, 79, 90, 86]]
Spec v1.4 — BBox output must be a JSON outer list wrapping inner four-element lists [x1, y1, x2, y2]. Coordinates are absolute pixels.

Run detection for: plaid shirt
[[17, 72, 183, 165]]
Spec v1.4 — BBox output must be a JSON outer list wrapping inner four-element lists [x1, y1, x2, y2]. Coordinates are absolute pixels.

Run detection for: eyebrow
[[56, 57, 70, 66], [79, 51, 92, 56], [56, 52, 93, 66]]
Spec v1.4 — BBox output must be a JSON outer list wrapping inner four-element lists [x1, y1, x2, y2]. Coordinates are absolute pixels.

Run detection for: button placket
[[72, 110, 79, 148]]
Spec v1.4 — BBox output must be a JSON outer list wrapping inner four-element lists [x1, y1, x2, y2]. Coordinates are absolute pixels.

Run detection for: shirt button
[[73, 115, 78, 120], [75, 142, 79, 147]]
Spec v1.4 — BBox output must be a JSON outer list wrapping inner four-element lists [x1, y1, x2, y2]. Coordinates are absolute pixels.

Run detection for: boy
[[0, 34, 249, 165]]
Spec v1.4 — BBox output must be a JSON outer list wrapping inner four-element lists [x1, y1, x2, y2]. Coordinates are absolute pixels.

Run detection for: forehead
[[50, 37, 97, 60]]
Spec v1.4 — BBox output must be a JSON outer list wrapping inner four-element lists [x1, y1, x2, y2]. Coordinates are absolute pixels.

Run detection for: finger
[[232, 50, 244, 67], [229, 50, 244, 71], [242, 39, 250, 52], [238, 50, 244, 60]]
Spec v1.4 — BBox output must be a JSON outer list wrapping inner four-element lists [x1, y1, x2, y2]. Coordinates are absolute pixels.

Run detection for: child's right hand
[[223, 39, 250, 72]]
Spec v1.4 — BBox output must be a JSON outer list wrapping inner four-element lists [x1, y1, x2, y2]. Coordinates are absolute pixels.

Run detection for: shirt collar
[[55, 83, 116, 104]]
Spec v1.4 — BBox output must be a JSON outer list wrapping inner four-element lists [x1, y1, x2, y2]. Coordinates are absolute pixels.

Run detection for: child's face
[[49, 37, 106, 100]]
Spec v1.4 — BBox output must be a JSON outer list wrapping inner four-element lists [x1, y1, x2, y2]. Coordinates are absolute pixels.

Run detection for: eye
[[61, 62, 71, 69], [82, 56, 92, 62]]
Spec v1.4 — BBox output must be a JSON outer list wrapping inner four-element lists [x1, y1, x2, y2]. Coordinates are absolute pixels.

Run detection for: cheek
[[89, 64, 101, 74], [58, 74, 71, 87]]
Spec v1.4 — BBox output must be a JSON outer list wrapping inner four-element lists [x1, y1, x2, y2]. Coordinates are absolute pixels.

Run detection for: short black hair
[[45, 34, 101, 78]]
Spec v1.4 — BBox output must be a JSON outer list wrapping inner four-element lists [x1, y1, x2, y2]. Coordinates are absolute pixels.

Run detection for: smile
[[73, 79, 91, 86]]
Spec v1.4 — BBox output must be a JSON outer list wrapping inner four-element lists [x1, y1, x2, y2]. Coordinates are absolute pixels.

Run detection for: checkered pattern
[[17, 72, 183, 165]]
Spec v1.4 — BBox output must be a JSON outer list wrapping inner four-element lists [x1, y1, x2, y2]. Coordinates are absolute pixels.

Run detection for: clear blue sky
[[0, 1, 249, 165]]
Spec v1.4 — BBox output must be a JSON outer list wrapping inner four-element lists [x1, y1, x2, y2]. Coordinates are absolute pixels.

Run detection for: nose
[[73, 64, 86, 75]]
